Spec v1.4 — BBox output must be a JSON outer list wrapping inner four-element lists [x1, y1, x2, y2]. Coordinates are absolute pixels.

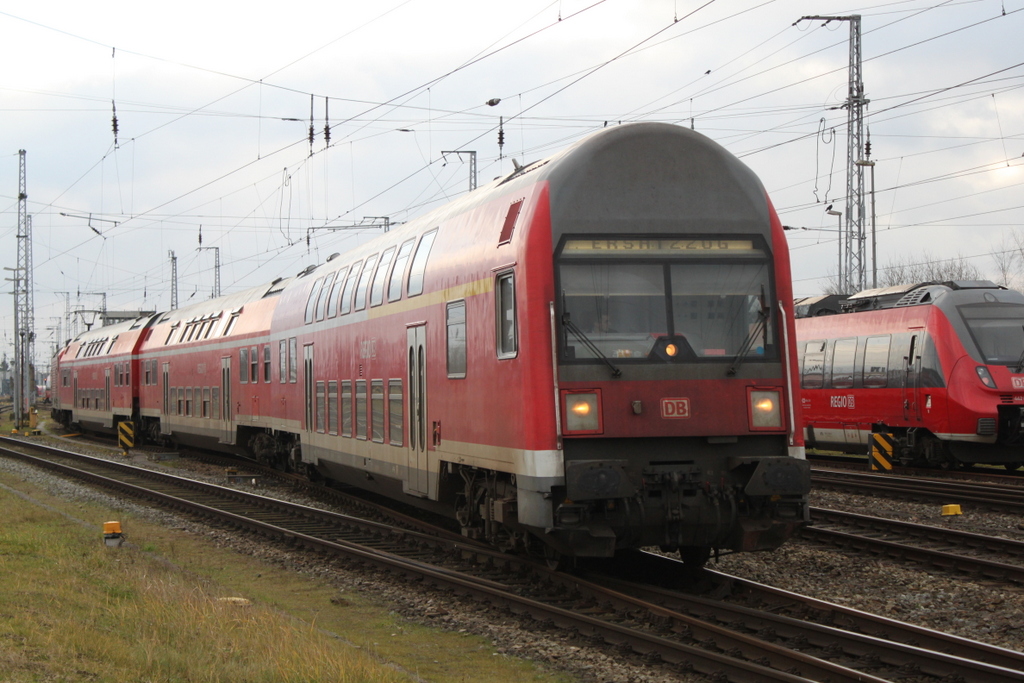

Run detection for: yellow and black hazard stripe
[[869, 432, 895, 471], [118, 421, 135, 451]]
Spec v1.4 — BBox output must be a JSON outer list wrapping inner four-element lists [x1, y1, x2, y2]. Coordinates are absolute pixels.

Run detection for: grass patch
[[0, 460, 570, 683]]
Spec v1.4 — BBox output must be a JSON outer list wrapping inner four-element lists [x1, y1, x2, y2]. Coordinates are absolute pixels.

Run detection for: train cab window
[[958, 302, 1024, 365], [314, 271, 337, 322], [240, 348, 249, 383], [341, 380, 353, 437], [263, 346, 272, 382], [354, 253, 379, 312], [802, 340, 826, 389], [250, 346, 258, 383], [371, 380, 385, 443], [388, 239, 415, 302], [355, 380, 368, 439], [388, 380, 403, 446], [558, 237, 774, 365], [304, 276, 326, 325], [831, 338, 858, 389], [328, 381, 339, 435], [863, 336, 891, 388], [339, 261, 362, 315], [407, 229, 438, 297], [370, 247, 396, 307], [326, 266, 349, 319], [447, 300, 467, 377], [496, 272, 518, 358]]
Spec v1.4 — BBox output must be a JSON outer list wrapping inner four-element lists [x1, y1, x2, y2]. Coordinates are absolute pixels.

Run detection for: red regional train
[[52, 122, 810, 565], [796, 280, 1024, 469]]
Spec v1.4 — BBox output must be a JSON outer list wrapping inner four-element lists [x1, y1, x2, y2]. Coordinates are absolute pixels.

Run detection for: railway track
[[804, 507, 1024, 584], [3, 435, 1024, 682], [811, 467, 1024, 514]]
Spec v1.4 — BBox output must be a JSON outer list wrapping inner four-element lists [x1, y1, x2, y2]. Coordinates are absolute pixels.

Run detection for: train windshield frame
[[556, 235, 777, 365], [957, 302, 1024, 365]]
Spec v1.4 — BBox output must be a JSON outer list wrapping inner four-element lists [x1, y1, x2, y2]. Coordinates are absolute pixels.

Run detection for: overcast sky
[[1, 0, 1022, 365]]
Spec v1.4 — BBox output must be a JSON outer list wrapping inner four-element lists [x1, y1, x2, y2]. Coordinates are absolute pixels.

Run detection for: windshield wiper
[[727, 300, 768, 377], [562, 313, 621, 377]]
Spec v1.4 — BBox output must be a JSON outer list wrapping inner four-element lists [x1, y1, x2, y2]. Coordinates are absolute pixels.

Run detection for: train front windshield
[[958, 303, 1024, 365], [558, 237, 776, 363]]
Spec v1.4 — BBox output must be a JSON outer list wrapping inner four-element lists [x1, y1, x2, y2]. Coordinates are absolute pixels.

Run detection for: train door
[[406, 325, 429, 496], [104, 369, 111, 420], [303, 344, 314, 431], [903, 332, 923, 422], [220, 357, 234, 444], [73, 373, 78, 421], [162, 363, 172, 435]]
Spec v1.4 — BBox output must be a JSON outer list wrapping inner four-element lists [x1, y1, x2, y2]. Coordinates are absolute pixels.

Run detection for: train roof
[[795, 280, 1006, 318], [152, 278, 292, 326]]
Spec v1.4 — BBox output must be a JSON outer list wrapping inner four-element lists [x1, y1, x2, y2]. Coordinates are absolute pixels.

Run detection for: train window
[[370, 247, 396, 307], [223, 312, 240, 336], [240, 348, 249, 383], [326, 266, 348, 319], [212, 387, 220, 419], [388, 379, 403, 446], [186, 388, 193, 417], [496, 272, 518, 358], [314, 271, 336, 322], [339, 261, 362, 315], [279, 340, 287, 383], [498, 199, 523, 245], [177, 388, 184, 416], [341, 380, 352, 437], [288, 338, 298, 383], [831, 338, 857, 389], [354, 253, 379, 312], [388, 240, 415, 302], [407, 229, 438, 297], [371, 380, 385, 443], [355, 380, 367, 440], [165, 323, 179, 345], [304, 276, 326, 325], [958, 303, 1024, 364], [863, 336, 891, 388], [802, 341, 826, 389], [263, 346, 271, 382], [315, 381, 326, 433], [203, 388, 211, 418], [447, 300, 467, 378], [328, 381, 338, 435], [250, 346, 258, 384]]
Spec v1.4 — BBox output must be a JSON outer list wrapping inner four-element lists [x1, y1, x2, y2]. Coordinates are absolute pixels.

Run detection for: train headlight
[[976, 366, 997, 389], [562, 390, 602, 434], [749, 389, 782, 429]]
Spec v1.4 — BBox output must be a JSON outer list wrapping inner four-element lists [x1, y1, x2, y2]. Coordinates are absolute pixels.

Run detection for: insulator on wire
[[498, 116, 505, 158], [111, 100, 119, 147], [324, 97, 331, 146], [309, 94, 315, 154]]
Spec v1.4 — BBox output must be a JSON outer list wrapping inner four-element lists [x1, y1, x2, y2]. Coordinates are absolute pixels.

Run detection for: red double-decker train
[[796, 281, 1024, 469], [52, 122, 810, 564]]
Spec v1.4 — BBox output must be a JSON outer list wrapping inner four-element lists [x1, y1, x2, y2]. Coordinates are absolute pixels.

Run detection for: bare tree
[[991, 234, 1018, 288], [877, 251, 983, 288]]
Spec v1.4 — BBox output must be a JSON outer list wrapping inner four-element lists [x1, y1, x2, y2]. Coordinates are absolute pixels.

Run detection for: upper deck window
[[407, 229, 438, 297], [388, 240, 415, 302], [557, 235, 774, 365], [370, 247, 397, 307], [354, 254, 379, 312]]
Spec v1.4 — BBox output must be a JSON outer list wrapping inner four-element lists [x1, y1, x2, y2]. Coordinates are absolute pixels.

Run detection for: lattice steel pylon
[[802, 15, 868, 294], [15, 149, 35, 425]]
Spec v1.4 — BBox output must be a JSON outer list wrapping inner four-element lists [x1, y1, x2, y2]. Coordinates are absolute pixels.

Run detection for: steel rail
[[811, 468, 1024, 512]]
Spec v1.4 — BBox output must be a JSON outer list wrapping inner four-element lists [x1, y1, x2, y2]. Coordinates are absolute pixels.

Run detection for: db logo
[[661, 398, 690, 419], [1012, 377, 1024, 390]]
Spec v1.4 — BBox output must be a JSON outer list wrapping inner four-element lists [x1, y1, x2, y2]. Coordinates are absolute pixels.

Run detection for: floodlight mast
[[800, 14, 868, 294]]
